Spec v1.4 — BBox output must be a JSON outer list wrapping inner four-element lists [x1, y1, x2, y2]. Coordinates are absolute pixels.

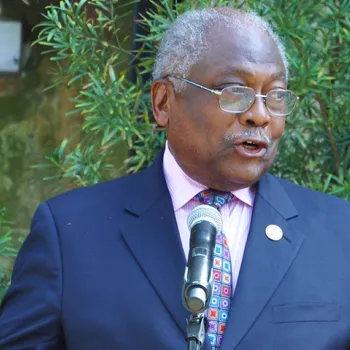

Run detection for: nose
[[238, 96, 270, 127]]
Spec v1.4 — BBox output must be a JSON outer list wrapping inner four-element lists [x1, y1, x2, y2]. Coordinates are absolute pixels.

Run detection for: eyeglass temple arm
[[166, 75, 221, 95]]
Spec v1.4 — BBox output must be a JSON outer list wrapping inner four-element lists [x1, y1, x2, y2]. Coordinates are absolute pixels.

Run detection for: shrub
[[32, 0, 350, 199], [0, 208, 18, 300]]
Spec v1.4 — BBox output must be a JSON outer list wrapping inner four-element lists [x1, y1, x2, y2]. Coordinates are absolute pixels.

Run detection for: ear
[[151, 79, 173, 127]]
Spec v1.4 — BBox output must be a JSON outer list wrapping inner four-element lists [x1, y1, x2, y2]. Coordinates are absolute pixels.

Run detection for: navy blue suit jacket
[[1, 152, 350, 349]]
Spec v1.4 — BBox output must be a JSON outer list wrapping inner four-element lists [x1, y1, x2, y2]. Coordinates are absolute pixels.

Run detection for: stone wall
[[0, 0, 131, 242]]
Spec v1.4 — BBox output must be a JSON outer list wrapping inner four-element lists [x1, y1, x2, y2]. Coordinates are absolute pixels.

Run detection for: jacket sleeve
[[0, 202, 64, 349]]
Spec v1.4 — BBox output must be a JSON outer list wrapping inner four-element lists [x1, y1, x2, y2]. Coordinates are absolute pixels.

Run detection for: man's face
[[152, 24, 287, 191]]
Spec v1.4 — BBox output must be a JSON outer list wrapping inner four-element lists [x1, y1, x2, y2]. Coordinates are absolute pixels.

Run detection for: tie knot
[[195, 189, 233, 210]]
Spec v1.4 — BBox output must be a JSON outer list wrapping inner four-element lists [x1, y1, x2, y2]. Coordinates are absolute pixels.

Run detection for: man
[[1, 6, 349, 350]]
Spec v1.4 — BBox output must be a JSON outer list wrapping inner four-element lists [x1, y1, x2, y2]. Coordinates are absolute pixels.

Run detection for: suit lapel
[[120, 152, 212, 349], [121, 152, 189, 332], [221, 174, 304, 350]]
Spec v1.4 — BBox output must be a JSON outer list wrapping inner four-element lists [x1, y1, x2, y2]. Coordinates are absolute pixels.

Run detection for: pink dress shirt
[[163, 142, 255, 294]]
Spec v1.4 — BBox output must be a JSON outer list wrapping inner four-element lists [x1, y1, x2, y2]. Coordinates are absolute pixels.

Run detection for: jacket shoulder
[[274, 175, 349, 214], [45, 167, 148, 214]]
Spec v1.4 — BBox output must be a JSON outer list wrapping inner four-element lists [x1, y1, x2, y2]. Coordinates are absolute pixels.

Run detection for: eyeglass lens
[[219, 86, 297, 116]]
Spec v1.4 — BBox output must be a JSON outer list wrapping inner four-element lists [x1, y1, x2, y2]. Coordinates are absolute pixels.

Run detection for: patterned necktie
[[195, 189, 233, 350]]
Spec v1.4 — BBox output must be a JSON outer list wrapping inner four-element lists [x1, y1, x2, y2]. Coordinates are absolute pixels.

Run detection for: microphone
[[182, 204, 223, 314]]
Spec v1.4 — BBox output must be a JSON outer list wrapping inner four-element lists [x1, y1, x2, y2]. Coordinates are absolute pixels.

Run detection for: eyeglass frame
[[164, 74, 299, 117]]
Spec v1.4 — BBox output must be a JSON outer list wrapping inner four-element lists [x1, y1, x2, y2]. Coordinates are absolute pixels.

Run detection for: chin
[[220, 165, 268, 190]]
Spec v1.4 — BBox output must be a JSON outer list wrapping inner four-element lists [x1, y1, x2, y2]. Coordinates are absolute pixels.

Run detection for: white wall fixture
[[0, 20, 22, 74]]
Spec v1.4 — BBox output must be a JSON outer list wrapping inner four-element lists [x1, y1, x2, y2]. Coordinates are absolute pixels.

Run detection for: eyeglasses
[[166, 75, 298, 117]]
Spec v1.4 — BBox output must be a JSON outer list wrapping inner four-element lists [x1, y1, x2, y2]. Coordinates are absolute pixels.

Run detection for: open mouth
[[242, 141, 262, 151], [233, 138, 268, 157]]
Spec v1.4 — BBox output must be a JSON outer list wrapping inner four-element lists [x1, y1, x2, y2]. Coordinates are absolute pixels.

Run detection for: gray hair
[[152, 7, 289, 92]]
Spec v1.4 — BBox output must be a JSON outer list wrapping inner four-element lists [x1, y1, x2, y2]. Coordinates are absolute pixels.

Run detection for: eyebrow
[[215, 67, 286, 81]]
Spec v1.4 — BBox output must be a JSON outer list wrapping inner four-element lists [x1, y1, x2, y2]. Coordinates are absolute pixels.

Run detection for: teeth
[[242, 141, 259, 150]]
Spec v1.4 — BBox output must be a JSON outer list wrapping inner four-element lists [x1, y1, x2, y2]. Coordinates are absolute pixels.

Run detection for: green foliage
[[255, 0, 350, 200], [33, 0, 349, 200], [0, 208, 18, 300]]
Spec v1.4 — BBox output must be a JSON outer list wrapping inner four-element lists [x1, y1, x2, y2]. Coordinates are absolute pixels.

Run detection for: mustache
[[223, 129, 272, 146]]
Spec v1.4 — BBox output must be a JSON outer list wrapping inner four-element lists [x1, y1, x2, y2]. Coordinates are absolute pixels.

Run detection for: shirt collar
[[163, 141, 255, 211]]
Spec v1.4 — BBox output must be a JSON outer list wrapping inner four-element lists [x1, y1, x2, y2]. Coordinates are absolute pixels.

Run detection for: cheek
[[271, 118, 286, 139], [269, 140, 280, 159], [175, 102, 229, 145], [265, 119, 285, 158]]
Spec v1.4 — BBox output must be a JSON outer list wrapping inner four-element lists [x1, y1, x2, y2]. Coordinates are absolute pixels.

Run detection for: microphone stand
[[185, 312, 207, 350]]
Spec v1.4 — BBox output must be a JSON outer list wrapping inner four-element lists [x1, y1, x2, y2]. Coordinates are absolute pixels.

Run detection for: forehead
[[190, 24, 286, 82]]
